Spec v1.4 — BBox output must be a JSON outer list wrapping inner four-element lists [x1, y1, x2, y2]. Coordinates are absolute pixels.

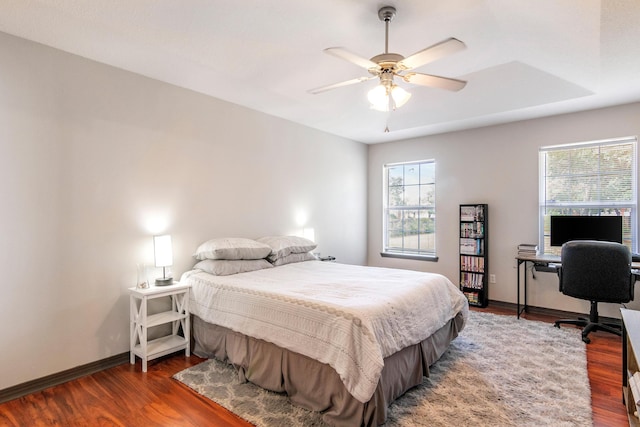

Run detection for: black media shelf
[[459, 204, 488, 307]]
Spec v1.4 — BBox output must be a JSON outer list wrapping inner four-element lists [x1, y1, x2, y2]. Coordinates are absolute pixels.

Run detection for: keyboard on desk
[[533, 262, 559, 273], [633, 253, 640, 263]]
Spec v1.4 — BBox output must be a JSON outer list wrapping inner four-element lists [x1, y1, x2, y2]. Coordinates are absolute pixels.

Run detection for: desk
[[515, 253, 561, 318], [516, 253, 640, 319]]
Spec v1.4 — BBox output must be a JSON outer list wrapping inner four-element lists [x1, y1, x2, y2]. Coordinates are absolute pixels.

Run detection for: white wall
[[368, 102, 640, 318], [0, 32, 368, 390]]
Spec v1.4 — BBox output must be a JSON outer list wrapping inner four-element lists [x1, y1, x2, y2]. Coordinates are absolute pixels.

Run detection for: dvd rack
[[459, 204, 488, 307]]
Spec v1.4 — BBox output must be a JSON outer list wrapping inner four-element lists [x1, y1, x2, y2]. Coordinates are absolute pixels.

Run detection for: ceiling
[[1, 1, 640, 144]]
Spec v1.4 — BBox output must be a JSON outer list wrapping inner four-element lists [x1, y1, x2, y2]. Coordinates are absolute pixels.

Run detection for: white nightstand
[[129, 281, 191, 372]]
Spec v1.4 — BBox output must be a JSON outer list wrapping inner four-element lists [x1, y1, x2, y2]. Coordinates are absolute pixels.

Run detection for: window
[[539, 137, 637, 255], [382, 160, 437, 260]]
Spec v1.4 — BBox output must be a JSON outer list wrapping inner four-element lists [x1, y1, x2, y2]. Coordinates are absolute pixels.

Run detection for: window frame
[[381, 159, 438, 261], [538, 136, 637, 255]]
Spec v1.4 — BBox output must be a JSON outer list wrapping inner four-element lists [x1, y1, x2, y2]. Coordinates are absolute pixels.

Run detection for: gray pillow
[[194, 259, 273, 275], [194, 237, 272, 260], [257, 235, 317, 262], [271, 252, 317, 266]]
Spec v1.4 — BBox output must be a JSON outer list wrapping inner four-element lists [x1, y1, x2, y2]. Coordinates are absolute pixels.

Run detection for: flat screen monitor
[[550, 215, 623, 246]]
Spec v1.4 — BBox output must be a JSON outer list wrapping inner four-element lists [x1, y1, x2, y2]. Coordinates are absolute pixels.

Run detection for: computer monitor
[[550, 215, 623, 247]]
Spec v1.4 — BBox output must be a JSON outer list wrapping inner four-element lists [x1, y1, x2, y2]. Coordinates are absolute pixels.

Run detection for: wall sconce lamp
[[154, 234, 173, 285]]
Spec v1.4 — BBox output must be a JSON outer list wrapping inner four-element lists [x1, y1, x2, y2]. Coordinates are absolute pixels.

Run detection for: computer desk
[[515, 253, 640, 318]]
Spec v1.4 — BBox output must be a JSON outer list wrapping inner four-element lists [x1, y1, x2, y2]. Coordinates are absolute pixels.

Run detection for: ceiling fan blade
[[398, 38, 466, 71], [402, 72, 467, 92], [324, 47, 380, 71], [308, 76, 376, 94]]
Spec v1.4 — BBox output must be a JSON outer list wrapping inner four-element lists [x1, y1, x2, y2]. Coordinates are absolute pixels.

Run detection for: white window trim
[[538, 136, 637, 254], [381, 159, 438, 261]]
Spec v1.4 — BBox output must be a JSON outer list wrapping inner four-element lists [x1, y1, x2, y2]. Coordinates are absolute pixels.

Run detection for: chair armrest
[[555, 265, 562, 277]]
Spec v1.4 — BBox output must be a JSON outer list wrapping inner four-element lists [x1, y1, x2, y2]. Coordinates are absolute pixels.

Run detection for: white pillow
[[194, 237, 272, 260], [257, 236, 317, 262], [272, 252, 317, 266], [194, 259, 273, 276]]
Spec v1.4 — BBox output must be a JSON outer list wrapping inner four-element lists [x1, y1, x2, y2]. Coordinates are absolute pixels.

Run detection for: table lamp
[[154, 234, 173, 285]]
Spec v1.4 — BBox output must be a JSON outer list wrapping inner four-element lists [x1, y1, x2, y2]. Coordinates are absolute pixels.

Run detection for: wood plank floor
[[0, 306, 629, 426]]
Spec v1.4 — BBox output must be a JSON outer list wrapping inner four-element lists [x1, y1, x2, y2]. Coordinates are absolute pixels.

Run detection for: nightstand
[[129, 281, 191, 372]]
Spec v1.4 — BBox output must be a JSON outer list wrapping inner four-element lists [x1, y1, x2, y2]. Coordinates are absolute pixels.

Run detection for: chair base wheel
[[554, 316, 621, 344]]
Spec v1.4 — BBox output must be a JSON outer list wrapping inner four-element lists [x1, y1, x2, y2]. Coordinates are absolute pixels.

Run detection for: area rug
[[173, 311, 592, 426]]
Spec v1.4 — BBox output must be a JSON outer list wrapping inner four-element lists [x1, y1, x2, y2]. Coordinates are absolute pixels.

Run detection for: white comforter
[[181, 261, 469, 403]]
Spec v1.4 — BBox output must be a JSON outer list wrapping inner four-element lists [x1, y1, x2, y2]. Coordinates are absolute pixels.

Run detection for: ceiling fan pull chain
[[384, 110, 392, 133]]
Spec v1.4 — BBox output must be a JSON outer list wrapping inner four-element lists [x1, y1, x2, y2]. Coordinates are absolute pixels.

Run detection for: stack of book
[[460, 272, 484, 289], [460, 255, 485, 272], [463, 291, 479, 305], [518, 243, 538, 256], [461, 238, 484, 255]]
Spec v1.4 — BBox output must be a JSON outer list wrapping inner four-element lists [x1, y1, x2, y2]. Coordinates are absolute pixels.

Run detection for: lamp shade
[[367, 84, 389, 111], [367, 83, 411, 112], [390, 85, 411, 109], [153, 235, 173, 268]]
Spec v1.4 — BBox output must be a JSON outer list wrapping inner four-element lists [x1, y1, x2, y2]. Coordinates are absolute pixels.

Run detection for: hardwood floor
[[0, 306, 629, 426]]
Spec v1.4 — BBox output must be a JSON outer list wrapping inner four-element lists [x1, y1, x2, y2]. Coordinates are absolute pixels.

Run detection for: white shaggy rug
[[174, 311, 593, 426]]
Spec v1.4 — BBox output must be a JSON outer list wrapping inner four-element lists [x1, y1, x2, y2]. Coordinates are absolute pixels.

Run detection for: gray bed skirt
[[191, 312, 465, 426]]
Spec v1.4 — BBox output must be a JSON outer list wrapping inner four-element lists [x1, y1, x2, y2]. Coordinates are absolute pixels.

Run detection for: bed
[[179, 237, 469, 426]]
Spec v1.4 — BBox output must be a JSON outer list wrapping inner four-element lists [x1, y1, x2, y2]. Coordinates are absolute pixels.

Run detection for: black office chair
[[554, 240, 635, 344]]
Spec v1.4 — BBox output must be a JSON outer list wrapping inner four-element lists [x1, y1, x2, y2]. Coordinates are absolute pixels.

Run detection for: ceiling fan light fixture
[[367, 83, 411, 112], [311, 5, 465, 117]]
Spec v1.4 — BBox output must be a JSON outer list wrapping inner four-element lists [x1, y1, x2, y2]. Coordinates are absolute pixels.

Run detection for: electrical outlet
[[490, 274, 496, 283]]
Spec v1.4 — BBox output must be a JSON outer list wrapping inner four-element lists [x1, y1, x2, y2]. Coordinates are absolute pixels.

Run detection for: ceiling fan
[[309, 6, 467, 112]]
